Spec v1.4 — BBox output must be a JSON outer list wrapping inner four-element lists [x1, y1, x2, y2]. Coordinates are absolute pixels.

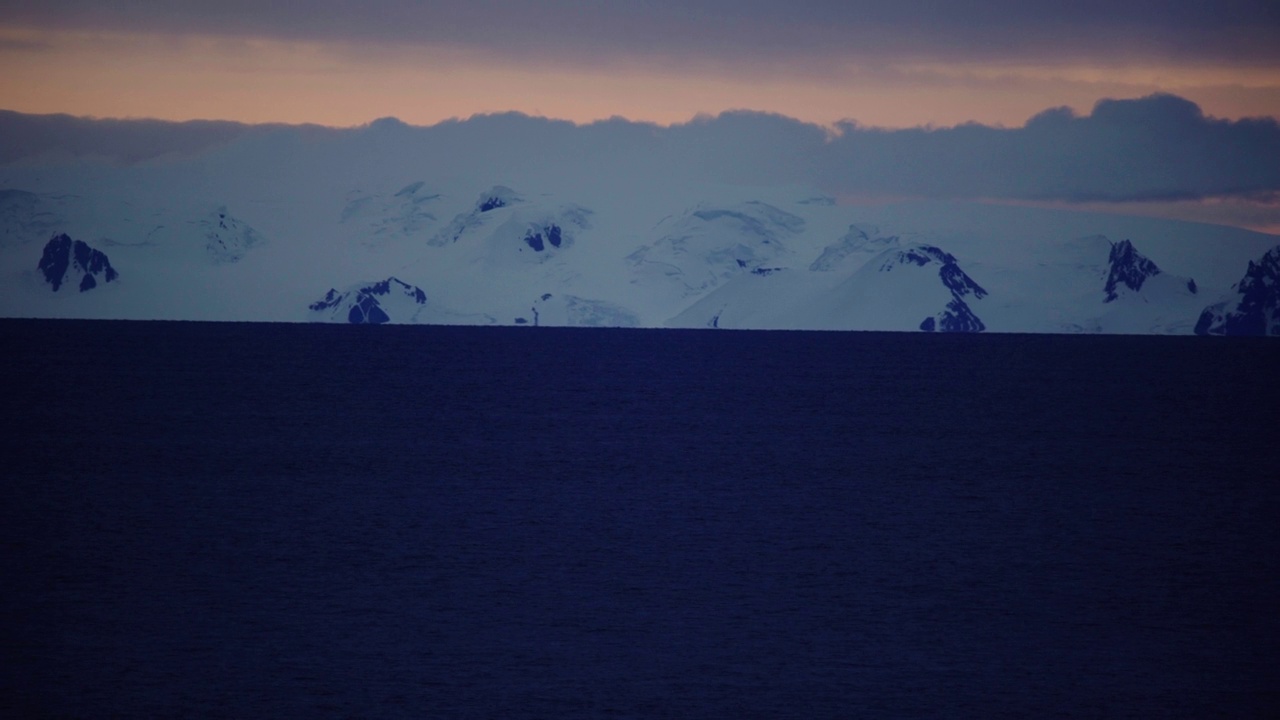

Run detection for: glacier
[[0, 120, 1277, 335]]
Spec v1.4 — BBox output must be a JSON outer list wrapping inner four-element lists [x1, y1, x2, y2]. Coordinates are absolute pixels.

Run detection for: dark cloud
[[2, 95, 1278, 204], [0, 110, 263, 163], [819, 94, 1280, 201], [3, 1, 1278, 69]]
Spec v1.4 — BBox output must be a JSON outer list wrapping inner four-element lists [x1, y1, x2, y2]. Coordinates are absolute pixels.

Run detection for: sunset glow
[[2, 23, 1278, 130]]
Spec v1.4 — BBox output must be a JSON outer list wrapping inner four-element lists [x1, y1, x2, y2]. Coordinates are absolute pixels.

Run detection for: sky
[[1, 1, 1279, 232], [1, 1, 1278, 129]]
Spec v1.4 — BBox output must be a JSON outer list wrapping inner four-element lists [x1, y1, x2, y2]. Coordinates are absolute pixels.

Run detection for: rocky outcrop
[[522, 224, 563, 252], [1104, 239, 1167, 302], [920, 298, 986, 332], [430, 186, 523, 246], [309, 277, 428, 324], [1194, 245, 1280, 336], [37, 233, 118, 292]]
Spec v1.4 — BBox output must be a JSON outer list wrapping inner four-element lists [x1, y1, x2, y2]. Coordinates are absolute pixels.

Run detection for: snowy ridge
[[1194, 245, 1280, 336], [806, 243, 988, 332], [309, 277, 427, 324], [2, 190, 69, 248], [429, 185, 522, 247], [340, 181, 440, 247], [809, 225, 899, 272], [627, 201, 802, 303], [522, 292, 641, 327], [484, 204, 592, 266]]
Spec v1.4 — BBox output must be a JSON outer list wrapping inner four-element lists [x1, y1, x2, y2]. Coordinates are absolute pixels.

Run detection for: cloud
[[2, 95, 1278, 205], [0, 110, 259, 163], [818, 94, 1280, 201], [3, 1, 1278, 72]]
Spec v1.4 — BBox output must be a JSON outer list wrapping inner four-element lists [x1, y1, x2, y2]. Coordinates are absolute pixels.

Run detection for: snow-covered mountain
[[1092, 238, 1204, 334], [628, 201, 802, 303], [0, 124, 1276, 333], [1194, 245, 1280, 336], [199, 206, 266, 263], [2, 190, 69, 248], [310, 277, 428, 324], [429, 185, 524, 247], [809, 225, 901, 272], [1104, 239, 1164, 301], [799, 243, 988, 332], [340, 181, 440, 248]]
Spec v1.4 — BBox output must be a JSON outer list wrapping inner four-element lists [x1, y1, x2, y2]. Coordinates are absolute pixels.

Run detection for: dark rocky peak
[[938, 262, 987, 300], [523, 224, 563, 252], [364, 277, 427, 302], [309, 276, 427, 324], [1104, 239, 1161, 302], [894, 245, 948, 267], [1194, 245, 1280, 336], [868, 243, 988, 332], [37, 233, 118, 292], [347, 294, 391, 324], [881, 244, 987, 299], [920, 298, 986, 333]]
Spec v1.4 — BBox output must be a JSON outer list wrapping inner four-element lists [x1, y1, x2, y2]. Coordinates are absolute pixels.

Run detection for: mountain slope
[[802, 244, 988, 332], [1194, 245, 1280, 336]]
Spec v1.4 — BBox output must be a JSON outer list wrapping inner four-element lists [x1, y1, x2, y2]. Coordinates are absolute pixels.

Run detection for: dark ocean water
[[2, 319, 1278, 718]]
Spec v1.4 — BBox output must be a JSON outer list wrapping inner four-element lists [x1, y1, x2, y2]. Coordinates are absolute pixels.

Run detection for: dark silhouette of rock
[[37, 233, 118, 292], [309, 276, 427, 324], [921, 298, 986, 332], [522, 224, 563, 252], [1104, 239, 1162, 302]]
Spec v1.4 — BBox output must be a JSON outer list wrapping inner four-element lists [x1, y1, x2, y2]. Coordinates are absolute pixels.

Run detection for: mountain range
[[1, 119, 1276, 335]]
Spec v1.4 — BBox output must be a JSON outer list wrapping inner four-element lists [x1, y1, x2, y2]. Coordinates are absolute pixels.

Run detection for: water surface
[[3, 321, 1278, 717]]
